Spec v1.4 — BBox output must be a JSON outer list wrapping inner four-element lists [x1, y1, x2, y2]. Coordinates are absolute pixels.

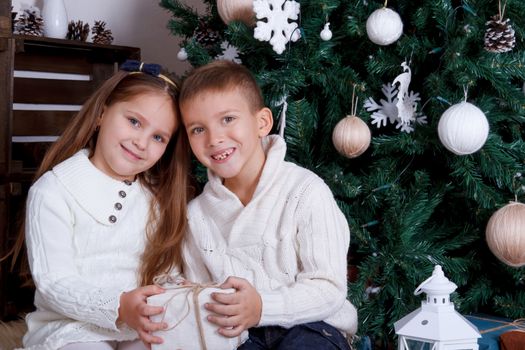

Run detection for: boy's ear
[[256, 107, 273, 137]]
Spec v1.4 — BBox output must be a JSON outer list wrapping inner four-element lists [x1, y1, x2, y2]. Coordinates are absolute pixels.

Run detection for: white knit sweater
[[183, 135, 358, 336], [21, 150, 150, 349]]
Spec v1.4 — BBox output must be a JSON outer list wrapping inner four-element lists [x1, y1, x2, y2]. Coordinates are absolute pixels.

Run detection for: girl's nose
[[133, 134, 148, 150]]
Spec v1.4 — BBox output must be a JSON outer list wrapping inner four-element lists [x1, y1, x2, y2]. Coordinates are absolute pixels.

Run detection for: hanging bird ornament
[[365, 61, 427, 133]]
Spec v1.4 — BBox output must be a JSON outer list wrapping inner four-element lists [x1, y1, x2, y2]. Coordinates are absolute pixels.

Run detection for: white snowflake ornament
[[215, 41, 242, 63], [253, 0, 301, 54]]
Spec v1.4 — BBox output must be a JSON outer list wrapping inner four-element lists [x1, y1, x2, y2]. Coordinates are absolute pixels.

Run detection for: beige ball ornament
[[332, 115, 371, 158], [366, 7, 403, 45], [486, 201, 525, 267], [217, 0, 255, 26], [437, 101, 489, 155]]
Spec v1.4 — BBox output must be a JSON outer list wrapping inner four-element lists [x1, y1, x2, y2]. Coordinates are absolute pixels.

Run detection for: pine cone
[[14, 8, 43, 36], [67, 20, 90, 41], [193, 19, 221, 48], [92, 20, 114, 45], [484, 15, 516, 53]]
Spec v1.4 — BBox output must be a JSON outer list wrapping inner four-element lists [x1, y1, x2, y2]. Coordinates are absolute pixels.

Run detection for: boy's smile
[[181, 88, 273, 196]]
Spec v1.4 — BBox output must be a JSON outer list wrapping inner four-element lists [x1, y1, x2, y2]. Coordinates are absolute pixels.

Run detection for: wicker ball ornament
[[486, 202, 525, 267], [217, 0, 255, 26], [437, 101, 489, 155], [332, 115, 371, 158], [366, 7, 403, 45]]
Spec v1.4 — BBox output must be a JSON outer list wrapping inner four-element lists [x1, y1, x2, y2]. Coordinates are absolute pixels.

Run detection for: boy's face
[[181, 88, 272, 187]]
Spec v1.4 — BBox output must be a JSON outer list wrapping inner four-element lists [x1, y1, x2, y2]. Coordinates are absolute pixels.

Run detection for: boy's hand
[[205, 276, 262, 337], [118, 285, 168, 346]]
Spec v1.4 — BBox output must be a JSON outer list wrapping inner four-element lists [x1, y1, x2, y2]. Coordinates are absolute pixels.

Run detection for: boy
[[179, 61, 357, 349]]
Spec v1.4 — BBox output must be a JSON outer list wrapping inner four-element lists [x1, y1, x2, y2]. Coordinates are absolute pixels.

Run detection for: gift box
[[148, 278, 249, 350], [465, 314, 523, 350], [500, 330, 525, 350]]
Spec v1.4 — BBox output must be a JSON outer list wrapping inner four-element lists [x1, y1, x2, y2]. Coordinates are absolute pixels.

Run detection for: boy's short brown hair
[[179, 60, 265, 113]]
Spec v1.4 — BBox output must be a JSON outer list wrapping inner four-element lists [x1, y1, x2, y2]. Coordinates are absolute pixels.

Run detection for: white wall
[[12, 0, 205, 76]]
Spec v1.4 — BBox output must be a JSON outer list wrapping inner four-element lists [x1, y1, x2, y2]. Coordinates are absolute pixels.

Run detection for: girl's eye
[[191, 127, 205, 135], [153, 135, 165, 143], [129, 117, 140, 127]]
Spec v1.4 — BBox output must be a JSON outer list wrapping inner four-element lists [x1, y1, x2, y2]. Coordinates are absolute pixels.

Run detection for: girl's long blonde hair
[[6, 70, 192, 286]]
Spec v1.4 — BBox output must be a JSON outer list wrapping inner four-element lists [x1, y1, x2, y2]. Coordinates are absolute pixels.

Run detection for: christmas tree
[[160, 0, 525, 346]]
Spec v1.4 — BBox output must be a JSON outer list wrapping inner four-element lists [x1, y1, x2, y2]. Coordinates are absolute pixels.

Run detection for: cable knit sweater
[[21, 150, 150, 350], [182, 135, 358, 336]]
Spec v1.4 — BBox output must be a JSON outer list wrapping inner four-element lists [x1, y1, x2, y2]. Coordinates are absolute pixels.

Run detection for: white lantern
[[394, 265, 481, 350]]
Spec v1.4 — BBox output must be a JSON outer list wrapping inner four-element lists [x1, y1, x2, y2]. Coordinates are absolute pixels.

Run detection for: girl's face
[[91, 92, 177, 182]]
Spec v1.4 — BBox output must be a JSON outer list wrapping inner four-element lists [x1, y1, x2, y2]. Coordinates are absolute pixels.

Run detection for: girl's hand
[[118, 285, 168, 346], [205, 276, 262, 337]]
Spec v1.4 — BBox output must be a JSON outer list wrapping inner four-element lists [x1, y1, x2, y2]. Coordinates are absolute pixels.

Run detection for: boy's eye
[[128, 117, 140, 127], [223, 116, 235, 124], [191, 127, 205, 135]]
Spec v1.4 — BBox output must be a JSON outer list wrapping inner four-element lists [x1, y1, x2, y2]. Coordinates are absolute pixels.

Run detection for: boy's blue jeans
[[237, 321, 351, 350]]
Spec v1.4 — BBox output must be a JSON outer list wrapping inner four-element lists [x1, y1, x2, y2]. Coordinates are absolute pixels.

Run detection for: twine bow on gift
[[152, 274, 244, 350]]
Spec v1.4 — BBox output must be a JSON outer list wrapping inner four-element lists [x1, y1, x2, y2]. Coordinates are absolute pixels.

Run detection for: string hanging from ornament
[[437, 87, 490, 155], [332, 85, 371, 158], [275, 94, 289, 138], [366, 0, 403, 46]]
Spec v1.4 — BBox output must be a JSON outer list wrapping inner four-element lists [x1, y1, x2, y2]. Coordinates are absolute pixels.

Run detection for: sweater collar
[[52, 149, 140, 225]]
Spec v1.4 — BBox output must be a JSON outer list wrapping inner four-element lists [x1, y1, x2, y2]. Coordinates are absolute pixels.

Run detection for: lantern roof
[[394, 265, 481, 342], [394, 306, 481, 341], [415, 265, 456, 296]]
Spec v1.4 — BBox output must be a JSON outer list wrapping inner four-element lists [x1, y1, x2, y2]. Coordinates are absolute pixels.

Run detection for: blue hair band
[[120, 60, 177, 89]]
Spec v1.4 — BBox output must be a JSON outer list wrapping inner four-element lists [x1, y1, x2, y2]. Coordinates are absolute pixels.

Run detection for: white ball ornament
[[217, 0, 255, 26], [437, 101, 489, 155], [332, 115, 371, 158], [366, 7, 403, 45], [177, 48, 188, 61], [320, 22, 332, 41], [486, 201, 525, 267]]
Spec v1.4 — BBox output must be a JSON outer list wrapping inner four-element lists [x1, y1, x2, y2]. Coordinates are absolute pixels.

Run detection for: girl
[[11, 61, 191, 349]]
